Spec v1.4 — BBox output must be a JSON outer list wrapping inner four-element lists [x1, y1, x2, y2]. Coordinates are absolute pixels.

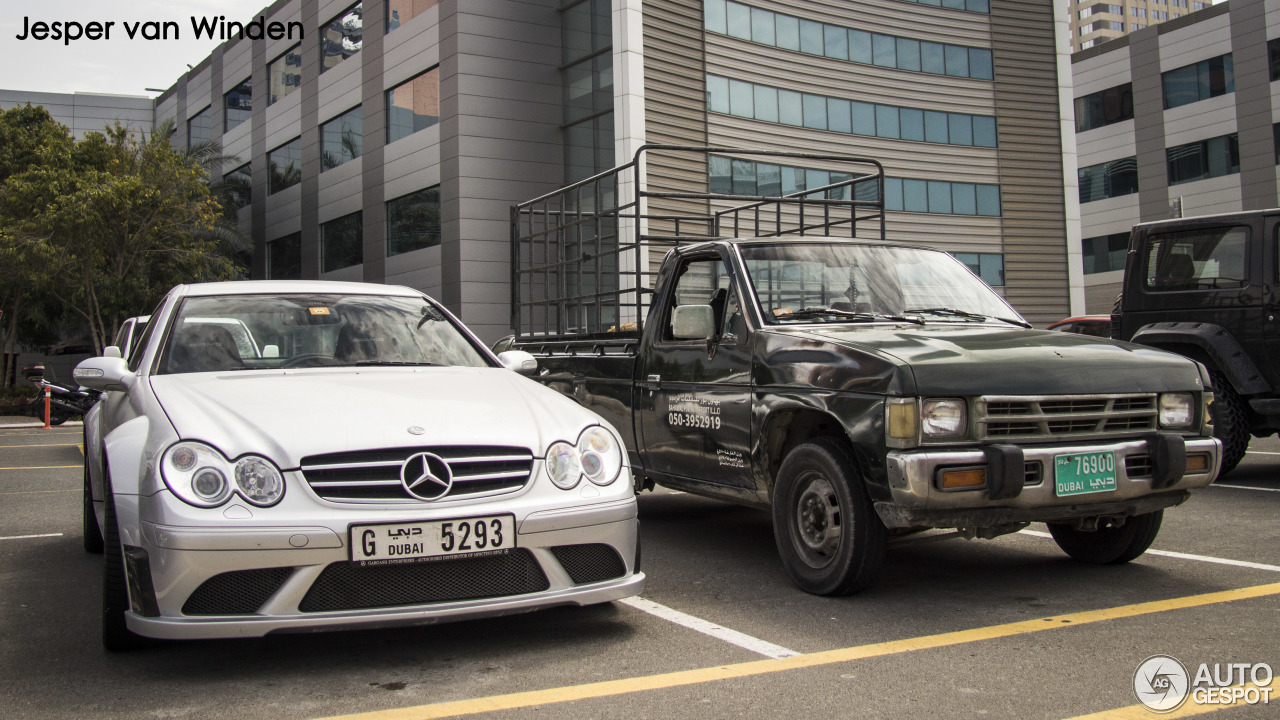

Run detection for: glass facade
[[1075, 83, 1132, 133], [322, 212, 364, 272], [268, 45, 302, 105], [1078, 157, 1139, 203], [268, 138, 302, 195], [705, 0, 994, 81], [224, 79, 252, 132], [707, 75, 997, 148], [224, 163, 252, 210], [952, 252, 1005, 286], [321, 106, 363, 171], [1082, 232, 1129, 274], [386, 67, 440, 144], [562, 0, 614, 183], [267, 233, 302, 280], [321, 2, 363, 74], [387, 0, 438, 32], [1167, 133, 1240, 186], [387, 186, 441, 256], [1270, 38, 1280, 81], [187, 106, 210, 151], [1162, 54, 1234, 110]]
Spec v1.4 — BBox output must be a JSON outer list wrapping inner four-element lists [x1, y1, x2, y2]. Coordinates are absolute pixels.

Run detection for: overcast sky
[[1, 0, 274, 96]]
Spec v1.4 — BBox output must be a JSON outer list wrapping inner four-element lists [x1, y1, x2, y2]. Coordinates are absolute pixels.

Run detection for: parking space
[[1, 426, 1276, 719]]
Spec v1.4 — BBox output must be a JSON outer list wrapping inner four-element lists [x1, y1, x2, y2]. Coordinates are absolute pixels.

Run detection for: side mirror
[[671, 305, 715, 340], [262, 344, 280, 358], [103, 346, 122, 359], [496, 350, 538, 376], [73, 356, 135, 393]]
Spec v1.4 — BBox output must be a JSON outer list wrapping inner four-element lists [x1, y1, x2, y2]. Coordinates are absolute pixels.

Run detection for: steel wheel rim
[[792, 472, 842, 568]]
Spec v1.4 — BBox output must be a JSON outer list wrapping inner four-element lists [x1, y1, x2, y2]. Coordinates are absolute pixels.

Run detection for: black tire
[[82, 430, 103, 554], [772, 437, 887, 596], [101, 466, 149, 651], [49, 410, 71, 426], [1208, 370, 1250, 476], [1047, 510, 1163, 565]]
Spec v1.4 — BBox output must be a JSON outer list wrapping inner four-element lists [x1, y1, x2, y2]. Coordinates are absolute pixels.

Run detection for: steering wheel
[[280, 353, 340, 368]]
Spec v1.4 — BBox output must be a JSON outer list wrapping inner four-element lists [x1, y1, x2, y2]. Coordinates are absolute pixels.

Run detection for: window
[[386, 186, 441, 256], [224, 163, 252, 209], [1078, 157, 1139, 203], [1269, 38, 1280, 81], [187, 106, 210, 151], [268, 138, 301, 194], [1075, 83, 1133, 132], [1131, 7, 1146, 16], [1193, 2, 1207, 9], [387, 0, 438, 32], [1082, 232, 1129, 274], [1091, 20, 1124, 31], [321, 212, 363, 273], [321, 2, 363, 74], [706, 75, 997, 148], [1144, 226, 1248, 291], [1152, 10, 1168, 20], [320, 106, 362, 170], [268, 46, 302, 106], [224, 78, 252, 132], [1274, 123, 1280, 165], [267, 233, 301, 279], [562, 0, 614, 182], [1162, 54, 1234, 109], [952, 253, 1005, 286], [703, 1, 993, 81], [1167, 133, 1239, 185], [386, 67, 440, 143]]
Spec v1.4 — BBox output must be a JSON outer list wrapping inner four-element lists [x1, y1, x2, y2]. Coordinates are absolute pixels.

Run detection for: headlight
[[545, 426, 625, 489], [162, 441, 285, 508], [921, 399, 967, 439], [1159, 393, 1195, 428], [886, 397, 919, 448], [546, 442, 582, 489]]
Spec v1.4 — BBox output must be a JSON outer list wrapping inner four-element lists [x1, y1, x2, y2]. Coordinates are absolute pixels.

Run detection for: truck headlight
[[1159, 393, 1194, 428], [922, 399, 967, 439], [162, 442, 285, 508]]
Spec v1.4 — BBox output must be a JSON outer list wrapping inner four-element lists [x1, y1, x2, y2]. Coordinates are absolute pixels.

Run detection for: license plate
[[1054, 452, 1118, 497], [350, 514, 515, 566]]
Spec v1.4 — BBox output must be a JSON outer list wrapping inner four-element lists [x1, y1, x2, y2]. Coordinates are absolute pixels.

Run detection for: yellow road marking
[[315, 581, 1280, 720], [1064, 677, 1279, 718], [0, 465, 80, 470], [0, 443, 83, 449]]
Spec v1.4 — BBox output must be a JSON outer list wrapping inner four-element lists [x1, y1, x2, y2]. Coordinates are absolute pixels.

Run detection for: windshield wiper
[[774, 307, 924, 325], [351, 361, 442, 367], [905, 307, 1031, 328]]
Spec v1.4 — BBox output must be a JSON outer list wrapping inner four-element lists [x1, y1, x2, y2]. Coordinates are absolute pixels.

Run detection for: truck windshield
[[740, 242, 1022, 325], [157, 293, 491, 374]]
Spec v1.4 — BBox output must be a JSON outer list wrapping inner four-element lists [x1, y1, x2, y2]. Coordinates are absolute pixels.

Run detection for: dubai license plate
[[1054, 452, 1118, 497], [350, 514, 515, 566]]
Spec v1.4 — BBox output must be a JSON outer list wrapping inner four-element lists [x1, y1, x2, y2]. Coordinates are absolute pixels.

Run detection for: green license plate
[[1054, 452, 1118, 497]]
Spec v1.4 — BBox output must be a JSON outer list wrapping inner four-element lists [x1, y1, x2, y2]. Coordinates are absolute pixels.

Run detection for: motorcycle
[[21, 365, 101, 426]]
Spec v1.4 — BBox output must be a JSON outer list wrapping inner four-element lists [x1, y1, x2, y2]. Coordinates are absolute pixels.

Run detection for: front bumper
[[878, 435, 1221, 529], [123, 497, 643, 640]]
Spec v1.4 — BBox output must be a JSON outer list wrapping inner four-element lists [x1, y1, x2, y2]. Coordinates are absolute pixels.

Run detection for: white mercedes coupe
[[75, 281, 643, 649]]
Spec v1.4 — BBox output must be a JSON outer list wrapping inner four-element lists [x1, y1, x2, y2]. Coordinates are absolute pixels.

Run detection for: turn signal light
[[939, 468, 987, 489], [1186, 453, 1209, 472]]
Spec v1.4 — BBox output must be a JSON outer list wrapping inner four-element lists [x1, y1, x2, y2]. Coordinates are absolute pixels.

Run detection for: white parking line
[[1246, 450, 1280, 456], [619, 596, 801, 659], [1214, 484, 1280, 493], [0, 533, 64, 541], [1019, 530, 1280, 573]]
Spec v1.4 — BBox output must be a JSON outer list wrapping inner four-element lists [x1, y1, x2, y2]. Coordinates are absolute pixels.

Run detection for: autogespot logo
[[1134, 655, 1191, 712]]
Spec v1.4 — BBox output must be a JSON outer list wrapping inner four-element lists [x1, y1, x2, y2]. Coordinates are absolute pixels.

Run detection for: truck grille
[[977, 394, 1157, 443], [300, 446, 534, 503]]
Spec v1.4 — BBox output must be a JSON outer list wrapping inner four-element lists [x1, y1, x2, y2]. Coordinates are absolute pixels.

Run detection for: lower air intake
[[182, 567, 293, 615], [550, 544, 627, 585]]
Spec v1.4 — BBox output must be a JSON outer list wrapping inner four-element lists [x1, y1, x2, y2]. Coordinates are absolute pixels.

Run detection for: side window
[[1144, 226, 1248, 291], [128, 303, 166, 372], [663, 257, 733, 342], [111, 320, 133, 351]]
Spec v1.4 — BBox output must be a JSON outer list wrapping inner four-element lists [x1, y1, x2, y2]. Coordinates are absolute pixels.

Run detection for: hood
[[149, 367, 604, 468], [775, 324, 1205, 396]]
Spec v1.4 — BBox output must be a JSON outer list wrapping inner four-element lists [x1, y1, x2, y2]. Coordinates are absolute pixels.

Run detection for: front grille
[[1125, 454, 1153, 478], [550, 544, 627, 585], [977, 394, 1157, 442], [300, 445, 534, 503], [182, 567, 293, 615], [298, 549, 550, 612]]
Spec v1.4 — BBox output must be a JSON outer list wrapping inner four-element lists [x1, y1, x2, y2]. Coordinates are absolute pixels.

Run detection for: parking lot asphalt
[[1, 424, 1276, 719]]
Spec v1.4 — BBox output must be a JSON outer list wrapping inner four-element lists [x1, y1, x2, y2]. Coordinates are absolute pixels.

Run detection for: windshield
[[157, 293, 491, 374], [740, 243, 1022, 325]]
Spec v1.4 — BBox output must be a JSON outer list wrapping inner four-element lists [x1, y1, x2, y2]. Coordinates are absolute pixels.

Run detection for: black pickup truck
[[498, 147, 1222, 595]]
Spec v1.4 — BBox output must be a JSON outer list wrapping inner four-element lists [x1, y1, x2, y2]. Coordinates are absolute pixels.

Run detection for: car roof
[[177, 280, 423, 298]]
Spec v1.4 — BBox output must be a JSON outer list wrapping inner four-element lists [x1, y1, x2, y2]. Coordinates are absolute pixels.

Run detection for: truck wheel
[[1208, 370, 1249, 476], [1047, 511, 1162, 564], [101, 468, 149, 651], [82, 431, 103, 554], [772, 438, 886, 596]]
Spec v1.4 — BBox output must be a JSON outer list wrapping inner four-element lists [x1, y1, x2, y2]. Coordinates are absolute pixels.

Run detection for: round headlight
[[162, 442, 233, 507], [1159, 393, 1194, 428], [921, 398, 967, 438], [192, 468, 228, 502], [578, 426, 623, 486], [234, 456, 285, 506], [546, 442, 582, 489]]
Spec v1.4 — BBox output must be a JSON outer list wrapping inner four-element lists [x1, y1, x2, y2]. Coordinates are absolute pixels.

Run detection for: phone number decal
[[668, 411, 721, 429]]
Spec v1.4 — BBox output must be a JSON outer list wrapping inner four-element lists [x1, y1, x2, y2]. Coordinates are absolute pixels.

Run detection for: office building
[[1070, 0, 1214, 53]]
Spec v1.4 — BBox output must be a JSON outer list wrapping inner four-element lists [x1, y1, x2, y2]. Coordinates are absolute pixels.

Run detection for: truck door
[[1264, 216, 1280, 392], [637, 252, 754, 488]]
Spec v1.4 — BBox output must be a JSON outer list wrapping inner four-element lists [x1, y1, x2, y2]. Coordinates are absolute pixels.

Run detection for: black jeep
[[1113, 209, 1280, 474]]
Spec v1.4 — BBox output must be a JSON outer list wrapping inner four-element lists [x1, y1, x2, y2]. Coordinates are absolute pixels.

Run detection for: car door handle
[[644, 374, 661, 390]]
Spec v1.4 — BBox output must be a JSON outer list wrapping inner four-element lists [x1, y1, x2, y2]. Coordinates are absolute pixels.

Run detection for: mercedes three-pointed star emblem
[[400, 452, 453, 501]]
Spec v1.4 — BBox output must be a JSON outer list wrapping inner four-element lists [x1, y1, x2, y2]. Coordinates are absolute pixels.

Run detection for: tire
[[49, 411, 70, 426], [771, 438, 887, 596], [1047, 510, 1163, 565], [101, 466, 149, 651], [1208, 370, 1250, 476], [82, 429, 103, 554]]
